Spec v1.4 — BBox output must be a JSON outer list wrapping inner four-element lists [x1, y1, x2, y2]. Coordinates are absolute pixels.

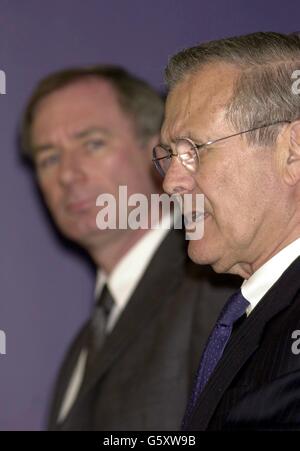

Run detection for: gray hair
[[165, 32, 300, 146]]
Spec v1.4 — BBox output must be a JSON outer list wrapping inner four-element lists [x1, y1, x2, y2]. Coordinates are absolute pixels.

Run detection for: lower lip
[[185, 212, 210, 230], [191, 211, 210, 221], [192, 211, 210, 221], [67, 199, 94, 214]]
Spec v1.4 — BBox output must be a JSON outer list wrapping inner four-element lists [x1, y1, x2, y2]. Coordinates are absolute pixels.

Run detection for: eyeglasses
[[152, 120, 291, 177]]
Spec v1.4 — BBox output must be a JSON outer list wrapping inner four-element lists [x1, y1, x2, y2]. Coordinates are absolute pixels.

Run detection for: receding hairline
[[31, 75, 132, 122], [29, 76, 136, 152], [164, 61, 241, 133], [170, 59, 241, 87], [165, 32, 300, 87], [21, 64, 165, 160]]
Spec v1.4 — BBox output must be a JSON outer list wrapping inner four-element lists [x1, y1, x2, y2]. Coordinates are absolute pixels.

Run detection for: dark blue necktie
[[182, 290, 250, 429]]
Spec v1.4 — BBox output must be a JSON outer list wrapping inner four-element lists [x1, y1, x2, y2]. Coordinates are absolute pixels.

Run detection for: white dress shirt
[[94, 212, 172, 332], [58, 214, 172, 423], [242, 238, 300, 315]]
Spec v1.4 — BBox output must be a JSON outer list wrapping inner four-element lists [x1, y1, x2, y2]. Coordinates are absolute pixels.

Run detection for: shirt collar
[[94, 213, 173, 309], [241, 238, 300, 315]]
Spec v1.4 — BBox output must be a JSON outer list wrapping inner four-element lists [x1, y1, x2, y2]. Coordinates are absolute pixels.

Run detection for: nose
[[163, 157, 195, 196], [58, 150, 85, 187]]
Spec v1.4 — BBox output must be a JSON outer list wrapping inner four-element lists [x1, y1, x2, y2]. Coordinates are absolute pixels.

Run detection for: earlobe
[[290, 121, 300, 153], [284, 121, 300, 185], [287, 154, 297, 165], [145, 134, 160, 162]]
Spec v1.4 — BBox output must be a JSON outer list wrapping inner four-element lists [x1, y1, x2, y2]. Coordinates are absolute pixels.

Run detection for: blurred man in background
[[21, 65, 238, 430]]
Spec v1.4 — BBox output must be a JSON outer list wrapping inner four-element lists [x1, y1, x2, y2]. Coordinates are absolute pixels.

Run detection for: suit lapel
[[188, 256, 300, 430], [65, 230, 187, 416]]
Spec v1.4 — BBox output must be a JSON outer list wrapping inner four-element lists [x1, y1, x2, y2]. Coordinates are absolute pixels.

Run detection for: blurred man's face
[[162, 64, 287, 276], [31, 78, 157, 248]]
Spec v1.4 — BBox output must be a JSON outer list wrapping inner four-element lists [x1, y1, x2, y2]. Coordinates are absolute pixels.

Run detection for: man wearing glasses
[[153, 32, 300, 430]]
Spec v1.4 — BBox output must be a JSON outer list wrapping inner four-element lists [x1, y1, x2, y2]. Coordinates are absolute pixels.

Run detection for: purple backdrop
[[0, 0, 299, 430]]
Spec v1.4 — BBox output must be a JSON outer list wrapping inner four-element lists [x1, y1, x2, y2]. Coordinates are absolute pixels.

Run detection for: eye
[[36, 153, 60, 170], [84, 139, 105, 152]]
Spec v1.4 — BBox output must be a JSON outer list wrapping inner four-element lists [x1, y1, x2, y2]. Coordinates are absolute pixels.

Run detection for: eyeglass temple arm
[[196, 120, 292, 150]]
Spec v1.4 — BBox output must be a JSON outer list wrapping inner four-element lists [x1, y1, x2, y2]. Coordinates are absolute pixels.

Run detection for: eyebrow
[[73, 126, 111, 139], [180, 131, 206, 144], [33, 126, 112, 155], [160, 131, 206, 147]]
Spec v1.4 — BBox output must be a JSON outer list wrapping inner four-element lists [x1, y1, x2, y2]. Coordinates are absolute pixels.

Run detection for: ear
[[282, 121, 300, 186], [144, 134, 160, 163], [143, 133, 164, 190]]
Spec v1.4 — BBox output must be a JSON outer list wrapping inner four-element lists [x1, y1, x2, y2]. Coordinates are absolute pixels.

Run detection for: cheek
[[198, 170, 250, 235], [111, 153, 147, 193], [85, 155, 119, 190], [39, 181, 58, 208], [39, 180, 67, 222], [213, 185, 264, 246]]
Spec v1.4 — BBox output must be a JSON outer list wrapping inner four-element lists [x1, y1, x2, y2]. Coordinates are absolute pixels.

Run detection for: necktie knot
[[218, 291, 250, 327], [95, 285, 114, 319], [89, 284, 115, 352], [80, 285, 115, 392]]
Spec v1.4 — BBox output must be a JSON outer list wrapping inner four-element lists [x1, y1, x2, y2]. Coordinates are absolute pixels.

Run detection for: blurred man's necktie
[[81, 285, 115, 388]]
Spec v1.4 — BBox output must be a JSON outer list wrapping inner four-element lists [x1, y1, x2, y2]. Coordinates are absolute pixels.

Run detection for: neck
[[87, 228, 150, 274], [84, 200, 166, 274], [253, 231, 300, 273], [229, 228, 300, 280]]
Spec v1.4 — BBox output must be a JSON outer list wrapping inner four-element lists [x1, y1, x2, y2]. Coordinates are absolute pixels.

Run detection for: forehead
[[162, 63, 239, 141], [31, 78, 130, 141]]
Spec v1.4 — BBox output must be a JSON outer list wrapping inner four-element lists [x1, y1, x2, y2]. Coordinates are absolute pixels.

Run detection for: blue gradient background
[[0, 0, 299, 430]]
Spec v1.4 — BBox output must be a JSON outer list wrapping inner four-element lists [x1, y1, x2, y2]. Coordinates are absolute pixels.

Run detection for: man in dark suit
[[21, 65, 238, 430], [156, 32, 300, 430]]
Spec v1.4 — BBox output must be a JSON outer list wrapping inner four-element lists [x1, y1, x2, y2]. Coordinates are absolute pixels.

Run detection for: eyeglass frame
[[152, 120, 292, 177]]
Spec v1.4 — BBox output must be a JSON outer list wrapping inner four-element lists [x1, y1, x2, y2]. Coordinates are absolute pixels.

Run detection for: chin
[[58, 220, 97, 244], [187, 239, 225, 270], [187, 240, 212, 265], [187, 236, 242, 275]]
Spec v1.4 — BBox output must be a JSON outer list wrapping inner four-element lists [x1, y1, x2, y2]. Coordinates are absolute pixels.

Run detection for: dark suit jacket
[[48, 229, 239, 431], [186, 256, 300, 431]]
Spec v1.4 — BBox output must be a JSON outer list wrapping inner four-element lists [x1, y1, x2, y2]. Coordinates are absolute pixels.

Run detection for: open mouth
[[184, 210, 209, 230], [192, 211, 204, 222]]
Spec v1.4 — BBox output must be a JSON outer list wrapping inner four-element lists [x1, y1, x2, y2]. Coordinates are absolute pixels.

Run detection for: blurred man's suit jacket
[[186, 256, 300, 431], [48, 229, 239, 430]]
